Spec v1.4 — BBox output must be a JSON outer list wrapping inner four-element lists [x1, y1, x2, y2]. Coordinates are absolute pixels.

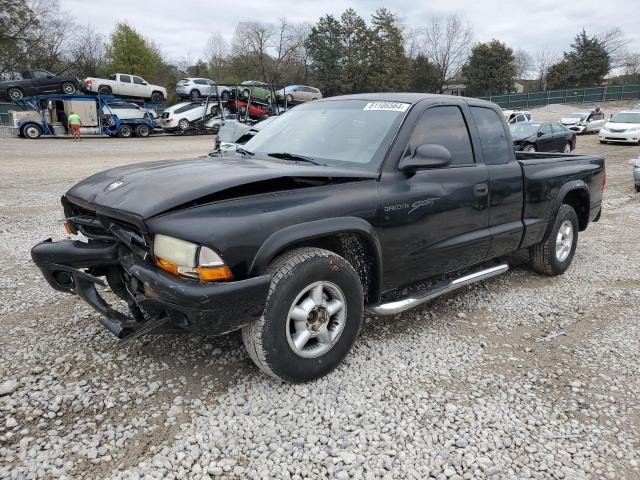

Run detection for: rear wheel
[[221, 91, 230, 101], [22, 124, 42, 139], [635, 184, 640, 193], [135, 124, 151, 137], [190, 89, 200, 100], [529, 204, 579, 276], [8, 88, 23, 101], [178, 118, 190, 131], [118, 124, 133, 138], [61, 82, 76, 95], [599, 140, 607, 144], [242, 247, 364, 383]]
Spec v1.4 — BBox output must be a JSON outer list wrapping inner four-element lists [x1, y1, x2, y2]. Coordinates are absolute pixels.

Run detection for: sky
[[60, 0, 640, 65]]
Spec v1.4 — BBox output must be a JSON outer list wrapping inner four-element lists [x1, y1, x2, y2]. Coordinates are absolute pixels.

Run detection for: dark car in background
[[510, 122, 576, 153], [0, 70, 81, 101]]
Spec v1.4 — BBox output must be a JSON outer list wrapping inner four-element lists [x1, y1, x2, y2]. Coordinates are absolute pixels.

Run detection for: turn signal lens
[[155, 257, 180, 276], [197, 265, 233, 282], [63, 222, 74, 235]]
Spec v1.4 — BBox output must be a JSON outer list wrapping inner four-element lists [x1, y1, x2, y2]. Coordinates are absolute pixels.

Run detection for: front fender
[[249, 217, 383, 299]]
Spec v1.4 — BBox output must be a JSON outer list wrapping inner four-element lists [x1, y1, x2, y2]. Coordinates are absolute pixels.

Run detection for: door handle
[[473, 183, 489, 197]]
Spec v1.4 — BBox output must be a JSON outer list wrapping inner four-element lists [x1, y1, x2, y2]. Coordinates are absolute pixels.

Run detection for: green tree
[[564, 30, 610, 86], [463, 39, 516, 96], [106, 23, 161, 80], [339, 9, 371, 93], [367, 8, 408, 91], [408, 54, 440, 93], [305, 14, 344, 96], [546, 60, 571, 89]]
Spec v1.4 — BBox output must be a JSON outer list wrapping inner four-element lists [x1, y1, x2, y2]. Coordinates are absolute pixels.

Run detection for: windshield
[[243, 100, 409, 168], [610, 112, 640, 124], [509, 123, 540, 136]]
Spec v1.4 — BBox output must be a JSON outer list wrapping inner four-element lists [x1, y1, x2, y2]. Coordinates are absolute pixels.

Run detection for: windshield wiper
[[235, 146, 254, 156], [266, 152, 326, 165]]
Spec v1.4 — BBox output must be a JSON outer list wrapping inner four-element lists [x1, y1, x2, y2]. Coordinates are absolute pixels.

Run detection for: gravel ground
[[1, 110, 639, 480]]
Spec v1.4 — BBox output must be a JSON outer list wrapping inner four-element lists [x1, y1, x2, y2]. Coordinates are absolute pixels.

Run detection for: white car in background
[[158, 101, 220, 132], [102, 101, 157, 120], [560, 111, 605, 134], [275, 85, 323, 103], [503, 110, 532, 124], [176, 78, 233, 101], [598, 110, 640, 144], [84, 73, 167, 103]]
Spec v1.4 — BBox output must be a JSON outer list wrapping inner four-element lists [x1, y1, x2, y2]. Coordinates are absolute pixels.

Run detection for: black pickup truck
[[32, 94, 605, 382], [0, 69, 81, 101]]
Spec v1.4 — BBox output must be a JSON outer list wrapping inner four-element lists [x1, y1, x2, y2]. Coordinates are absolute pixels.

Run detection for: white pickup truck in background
[[84, 74, 167, 103]]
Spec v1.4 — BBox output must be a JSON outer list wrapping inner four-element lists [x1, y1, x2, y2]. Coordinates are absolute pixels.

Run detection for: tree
[[408, 54, 440, 93], [598, 28, 631, 70], [368, 8, 408, 91], [106, 23, 161, 80], [305, 14, 344, 96], [564, 30, 609, 86], [463, 39, 517, 96], [513, 49, 532, 79], [534, 48, 556, 90], [340, 8, 371, 93], [546, 60, 571, 89], [204, 31, 229, 76], [232, 21, 273, 81], [66, 24, 108, 79], [422, 15, 473, 92]]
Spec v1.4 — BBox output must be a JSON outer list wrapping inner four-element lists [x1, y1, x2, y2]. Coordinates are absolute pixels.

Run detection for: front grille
[[67, 204, 149, 259], [609, 129, 626, 133]]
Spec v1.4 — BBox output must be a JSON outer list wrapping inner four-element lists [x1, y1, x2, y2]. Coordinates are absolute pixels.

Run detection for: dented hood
[[66, 156, 376, 219]]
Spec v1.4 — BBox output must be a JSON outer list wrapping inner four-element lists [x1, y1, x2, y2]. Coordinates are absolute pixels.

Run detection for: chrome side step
[[366, 263, 508, 316]]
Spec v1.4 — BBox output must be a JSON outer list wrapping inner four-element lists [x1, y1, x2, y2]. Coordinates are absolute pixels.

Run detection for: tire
[[242, 89, 250, 98], [599, 140, 607, 144], [529, 204, 579, 276], [97, 86, 112, 96], [135, 124, 151, 137], [178, 118, 190, 131], [8, 88, 23, 101], [312, 97, 318, 101], [221, 91, 230, 101], [150, 92, 164, 103], [242, 247, 364, 383], [524, 145, 536, 153], [118, 124, 133, 138], [635, 184, 640, 193], [61, 82, 76, 95], [562, 142, 571, 154], [22, 124, 42, 139], [190, 89, 200, 100], [286, 94, 294, 103], [104, 115, 116, 127]]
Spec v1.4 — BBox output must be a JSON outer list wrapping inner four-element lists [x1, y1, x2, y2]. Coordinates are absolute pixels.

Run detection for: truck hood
[[66, 157, 377, 219], [560, 117, 582, 125]]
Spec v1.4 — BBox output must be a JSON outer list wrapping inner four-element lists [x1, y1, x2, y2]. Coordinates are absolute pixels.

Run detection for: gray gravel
[[1, 122, 639, 479]]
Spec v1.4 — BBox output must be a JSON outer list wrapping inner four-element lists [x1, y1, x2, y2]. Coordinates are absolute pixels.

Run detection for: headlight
[[600, 127, 610, 133], [628, 127, 640, 132], [634, 159, 640, 168], [153, 234, 232, 282]]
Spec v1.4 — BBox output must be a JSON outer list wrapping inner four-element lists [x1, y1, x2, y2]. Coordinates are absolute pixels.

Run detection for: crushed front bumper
[[31, 239, 270, 339]]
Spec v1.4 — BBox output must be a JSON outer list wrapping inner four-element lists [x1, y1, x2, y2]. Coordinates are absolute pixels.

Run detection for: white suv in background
[[598, 110, 640, 144], [158, 101, 220, 132], [102, 101, 157, 120], [176, 78, 232, 101]]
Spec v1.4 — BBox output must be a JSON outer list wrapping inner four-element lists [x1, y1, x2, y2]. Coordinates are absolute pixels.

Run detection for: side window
[[194, 79, 206, 85], [32, 70, 50, 79], [109, 75, 116, 81], [551, 123, 564, 133], [175, 103, 199, 114], [470, 106, 512, 166], [132, 76, 145, 85], [540, 124, 553, 135], [408, 106, 475, 166], [120, 75, 132, 83]]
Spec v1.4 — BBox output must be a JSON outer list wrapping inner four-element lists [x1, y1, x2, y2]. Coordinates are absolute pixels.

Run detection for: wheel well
[[151, 90, 164, 98], [273, 233, 379, 304], [562, 189, 589, 230]]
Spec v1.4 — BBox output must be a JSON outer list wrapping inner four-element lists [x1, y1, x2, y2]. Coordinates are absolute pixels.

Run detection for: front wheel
[[8, 88, 23, 101], [61, 82, 76, 95], [190, 89, 200, 100], [150, 92, 164, 103], [524, 145, 536, 153], [562, 142, 571, 153], [221, 91, 230, 101], [242, 248, 364, 383], [529, 204, 579, 276], [22, 124, 42, 139]]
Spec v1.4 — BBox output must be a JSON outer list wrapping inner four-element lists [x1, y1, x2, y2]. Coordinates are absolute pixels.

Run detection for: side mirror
[[399, 144, 451, 171], [537, 131, 544, 137], [609, 113, 613, 120], [142, 81, 148, 85], [47, 74, 54, 79]]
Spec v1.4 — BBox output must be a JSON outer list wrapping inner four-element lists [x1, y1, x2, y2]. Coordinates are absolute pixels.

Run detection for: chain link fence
[[477, 84, 640, 109]]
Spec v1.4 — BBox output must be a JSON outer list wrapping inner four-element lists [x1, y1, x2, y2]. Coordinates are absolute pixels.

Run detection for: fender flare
[[249, 217, 383, 301], [545, 180, 590, 239]]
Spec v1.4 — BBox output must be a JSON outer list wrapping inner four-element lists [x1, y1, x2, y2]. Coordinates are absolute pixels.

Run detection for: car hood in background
[[560, 117, 582, 125], [603, 122, 640, 131], [65, 157, 377, 219]]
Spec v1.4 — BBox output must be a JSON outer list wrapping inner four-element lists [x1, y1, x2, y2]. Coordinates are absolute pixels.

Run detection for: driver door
[[379, 104, 491, 290], [32, 70, 59, 93], [537, 124, 555, 151]]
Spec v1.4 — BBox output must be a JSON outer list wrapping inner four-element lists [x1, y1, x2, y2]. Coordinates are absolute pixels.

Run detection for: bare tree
[[622, 53, 640, 77], [66, 24, 107, 78], [403, 27, 422, 60], [598, 28, 631, 71], [534, 48, 557, 90], [421, 15, 473, 92], [232, 21, 273, 80], [513, 49, 532, 80], [204, 31, 229, 76], [270, 18, 302, 84]]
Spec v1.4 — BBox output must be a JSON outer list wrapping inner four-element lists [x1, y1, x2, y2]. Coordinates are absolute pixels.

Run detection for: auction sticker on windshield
[[363, 102, 410, 112]]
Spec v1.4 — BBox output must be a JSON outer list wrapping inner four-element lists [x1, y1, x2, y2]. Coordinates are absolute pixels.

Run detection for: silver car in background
[[176, 78, 232, 101], [275, 85, 322, 103]]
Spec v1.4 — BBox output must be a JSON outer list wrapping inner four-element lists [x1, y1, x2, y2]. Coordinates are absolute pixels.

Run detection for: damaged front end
[[31, 199, 270, 340]]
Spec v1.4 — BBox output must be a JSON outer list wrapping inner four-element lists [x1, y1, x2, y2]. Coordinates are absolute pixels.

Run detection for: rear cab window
[[120, 75, 132, 83], [470, 106, 513, 165]]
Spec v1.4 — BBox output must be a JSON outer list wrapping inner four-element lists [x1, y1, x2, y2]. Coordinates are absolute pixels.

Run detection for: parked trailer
[[10, 94, 156, 139]]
